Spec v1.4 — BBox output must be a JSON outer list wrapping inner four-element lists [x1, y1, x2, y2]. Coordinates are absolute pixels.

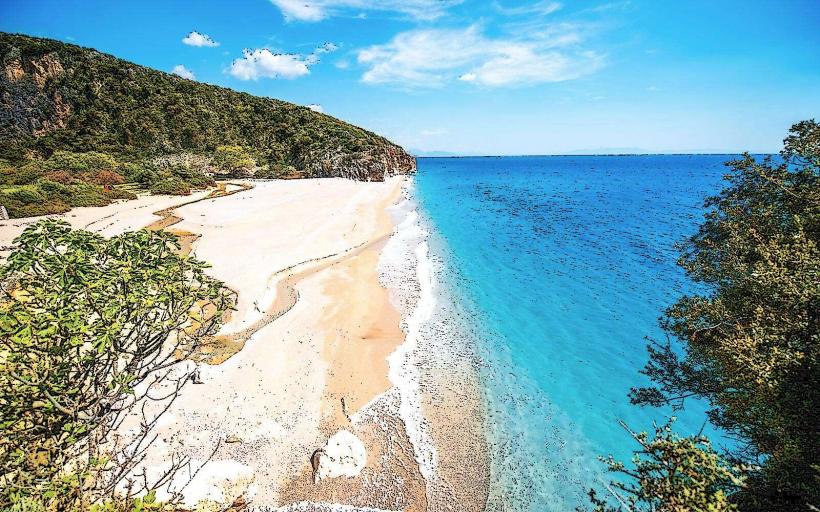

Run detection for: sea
[[406, 154, 743, 511]]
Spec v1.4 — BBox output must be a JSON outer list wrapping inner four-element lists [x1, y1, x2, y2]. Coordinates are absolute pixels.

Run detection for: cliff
[[0, 33, 415, 181]]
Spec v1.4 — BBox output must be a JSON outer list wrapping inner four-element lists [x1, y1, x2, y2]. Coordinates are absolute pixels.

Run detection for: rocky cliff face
[[305, 144, 417, 181], [0, 33, 416, 182], [1, 48, 72, 143]]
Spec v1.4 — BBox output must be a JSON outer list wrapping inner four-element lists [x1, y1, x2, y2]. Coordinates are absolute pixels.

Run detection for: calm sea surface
[[414, 155, 740, 510]]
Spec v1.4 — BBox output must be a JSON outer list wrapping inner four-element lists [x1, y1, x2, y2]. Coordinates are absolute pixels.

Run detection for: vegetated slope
[[0, 32, 415, 181]]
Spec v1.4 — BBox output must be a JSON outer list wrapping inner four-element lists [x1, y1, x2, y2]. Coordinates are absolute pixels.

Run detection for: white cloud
[[269, 0, 462, 22], [229, 49, 310, 80], [229, 42, 338, 80], [358, 26, 485, 86], [182, 31, 220, 47], [306, 104, 324, 113], [357, 25, 602, 88], [494, 1, 562, 16], [171, 64, 195, 80]]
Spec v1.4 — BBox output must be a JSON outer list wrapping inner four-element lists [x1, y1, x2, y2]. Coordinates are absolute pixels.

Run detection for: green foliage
[[211, 145, 255, 176], [585, 420, 745, 512], [0, 163, 44, 186], [0, 33, 413, 180], [40, 150, 118, 174], [627, 120, 820, 510], [0, 220, 235, 509], [0, 150, 207, 218], [8, 187, 45, 204], [149, 177, 190, 195]]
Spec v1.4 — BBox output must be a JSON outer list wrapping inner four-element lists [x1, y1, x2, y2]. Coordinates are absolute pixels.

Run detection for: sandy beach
[[0, 178, 488, 511]]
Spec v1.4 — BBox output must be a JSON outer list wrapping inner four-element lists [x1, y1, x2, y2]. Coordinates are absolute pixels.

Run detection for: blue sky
[[1, 0, 818, 155]]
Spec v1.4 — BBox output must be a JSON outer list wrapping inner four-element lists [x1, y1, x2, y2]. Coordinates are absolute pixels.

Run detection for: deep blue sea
[[414, 155, 739, 510]]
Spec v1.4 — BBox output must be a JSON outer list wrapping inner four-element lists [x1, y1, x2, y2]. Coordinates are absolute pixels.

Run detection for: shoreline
[[0, 177, 491, 510]]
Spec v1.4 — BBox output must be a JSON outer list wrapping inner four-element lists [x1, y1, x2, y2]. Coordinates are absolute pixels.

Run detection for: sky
[[1, 0, 819, 155]]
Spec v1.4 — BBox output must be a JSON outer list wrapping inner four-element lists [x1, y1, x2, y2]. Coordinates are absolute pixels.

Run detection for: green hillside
[[0, 33, 414, 218]]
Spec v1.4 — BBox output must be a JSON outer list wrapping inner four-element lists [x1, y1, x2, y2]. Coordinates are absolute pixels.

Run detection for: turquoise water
[[414, 155, 737, 510]]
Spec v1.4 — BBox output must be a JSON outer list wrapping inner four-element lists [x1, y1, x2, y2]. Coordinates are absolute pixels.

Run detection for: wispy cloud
[[357, 24, 603, 88], [182, 31, 220, 47], [171, 64, 195, 80], [269, 0, 462, 22], [494, 0, 562, 16], [229, 43, 338, 80], [306, 104, 324, 113]]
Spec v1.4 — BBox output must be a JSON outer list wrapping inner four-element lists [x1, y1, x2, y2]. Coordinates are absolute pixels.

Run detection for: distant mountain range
[[412, 148, 775, 158]]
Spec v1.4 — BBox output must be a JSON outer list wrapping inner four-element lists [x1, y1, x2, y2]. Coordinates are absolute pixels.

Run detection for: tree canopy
[[589, 119, 819, 511], [0, 220, 235, 510]]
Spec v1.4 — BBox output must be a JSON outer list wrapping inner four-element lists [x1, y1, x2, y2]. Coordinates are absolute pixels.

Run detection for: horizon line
[[413, 151, 777, 158]]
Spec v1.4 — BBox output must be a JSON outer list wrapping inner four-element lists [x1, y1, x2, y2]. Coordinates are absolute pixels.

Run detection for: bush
[[43, 170, 76, 184], [118, 162, 152, 184], [182, 172, 215, 189], [0, 193, 70, 217], [150, 177, 191, 195], [0, 164, 44, 186], [37, 179, 73, 197], [88, 169, 125, 188], [66, 184, 110, 207], [10, 187, 46, 204], [103, 187, 136, 201], [41, 150, 118, 174], [0, 220, 235, 509]]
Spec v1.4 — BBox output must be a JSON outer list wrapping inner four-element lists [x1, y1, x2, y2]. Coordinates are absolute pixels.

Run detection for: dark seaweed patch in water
[[415, 155, 739, 511]]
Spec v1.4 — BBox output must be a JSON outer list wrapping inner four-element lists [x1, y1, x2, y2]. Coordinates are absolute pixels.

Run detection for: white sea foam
[[376, 181, 439, 493]]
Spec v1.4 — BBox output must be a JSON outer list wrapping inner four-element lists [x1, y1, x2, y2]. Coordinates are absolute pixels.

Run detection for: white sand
[[2, 178, 484, 510], [173, 179, 397, 333]]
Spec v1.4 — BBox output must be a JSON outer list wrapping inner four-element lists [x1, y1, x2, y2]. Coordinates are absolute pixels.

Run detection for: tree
[[626, 120, 819, 510], [93, 169, 125, 190], [211, 145, 255, 177], [0, 220, 235, 509], [586, 420, 745, 512]]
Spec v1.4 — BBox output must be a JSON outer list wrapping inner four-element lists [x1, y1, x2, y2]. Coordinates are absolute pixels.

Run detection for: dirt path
[[146, 182, 254, 255]]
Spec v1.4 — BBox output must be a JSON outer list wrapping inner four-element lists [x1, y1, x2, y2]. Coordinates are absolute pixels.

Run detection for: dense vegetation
[[0, 220, 235, 510], [587, 120, 819, 511], [0, 150, 218, 217], [0, 32, 414, 184]]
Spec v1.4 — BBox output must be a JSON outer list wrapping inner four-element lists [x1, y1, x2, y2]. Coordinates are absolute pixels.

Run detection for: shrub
[[41, 151, 118, 174], [586, 420, 745, 512], [36, 179, 73, 197], [150, 177, 191, 195], [43, 170, 75, 184], [10, 187, 46, 204], [90, 169, 125, 188], [66, 184, 110, 207], [103, 187, 136, 201], [182, 172, 215, 189], [0, 220, 235, 508], [0, 193, 69, 217], [0, 164, 44, 186], [118, 162, 153, 184]]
